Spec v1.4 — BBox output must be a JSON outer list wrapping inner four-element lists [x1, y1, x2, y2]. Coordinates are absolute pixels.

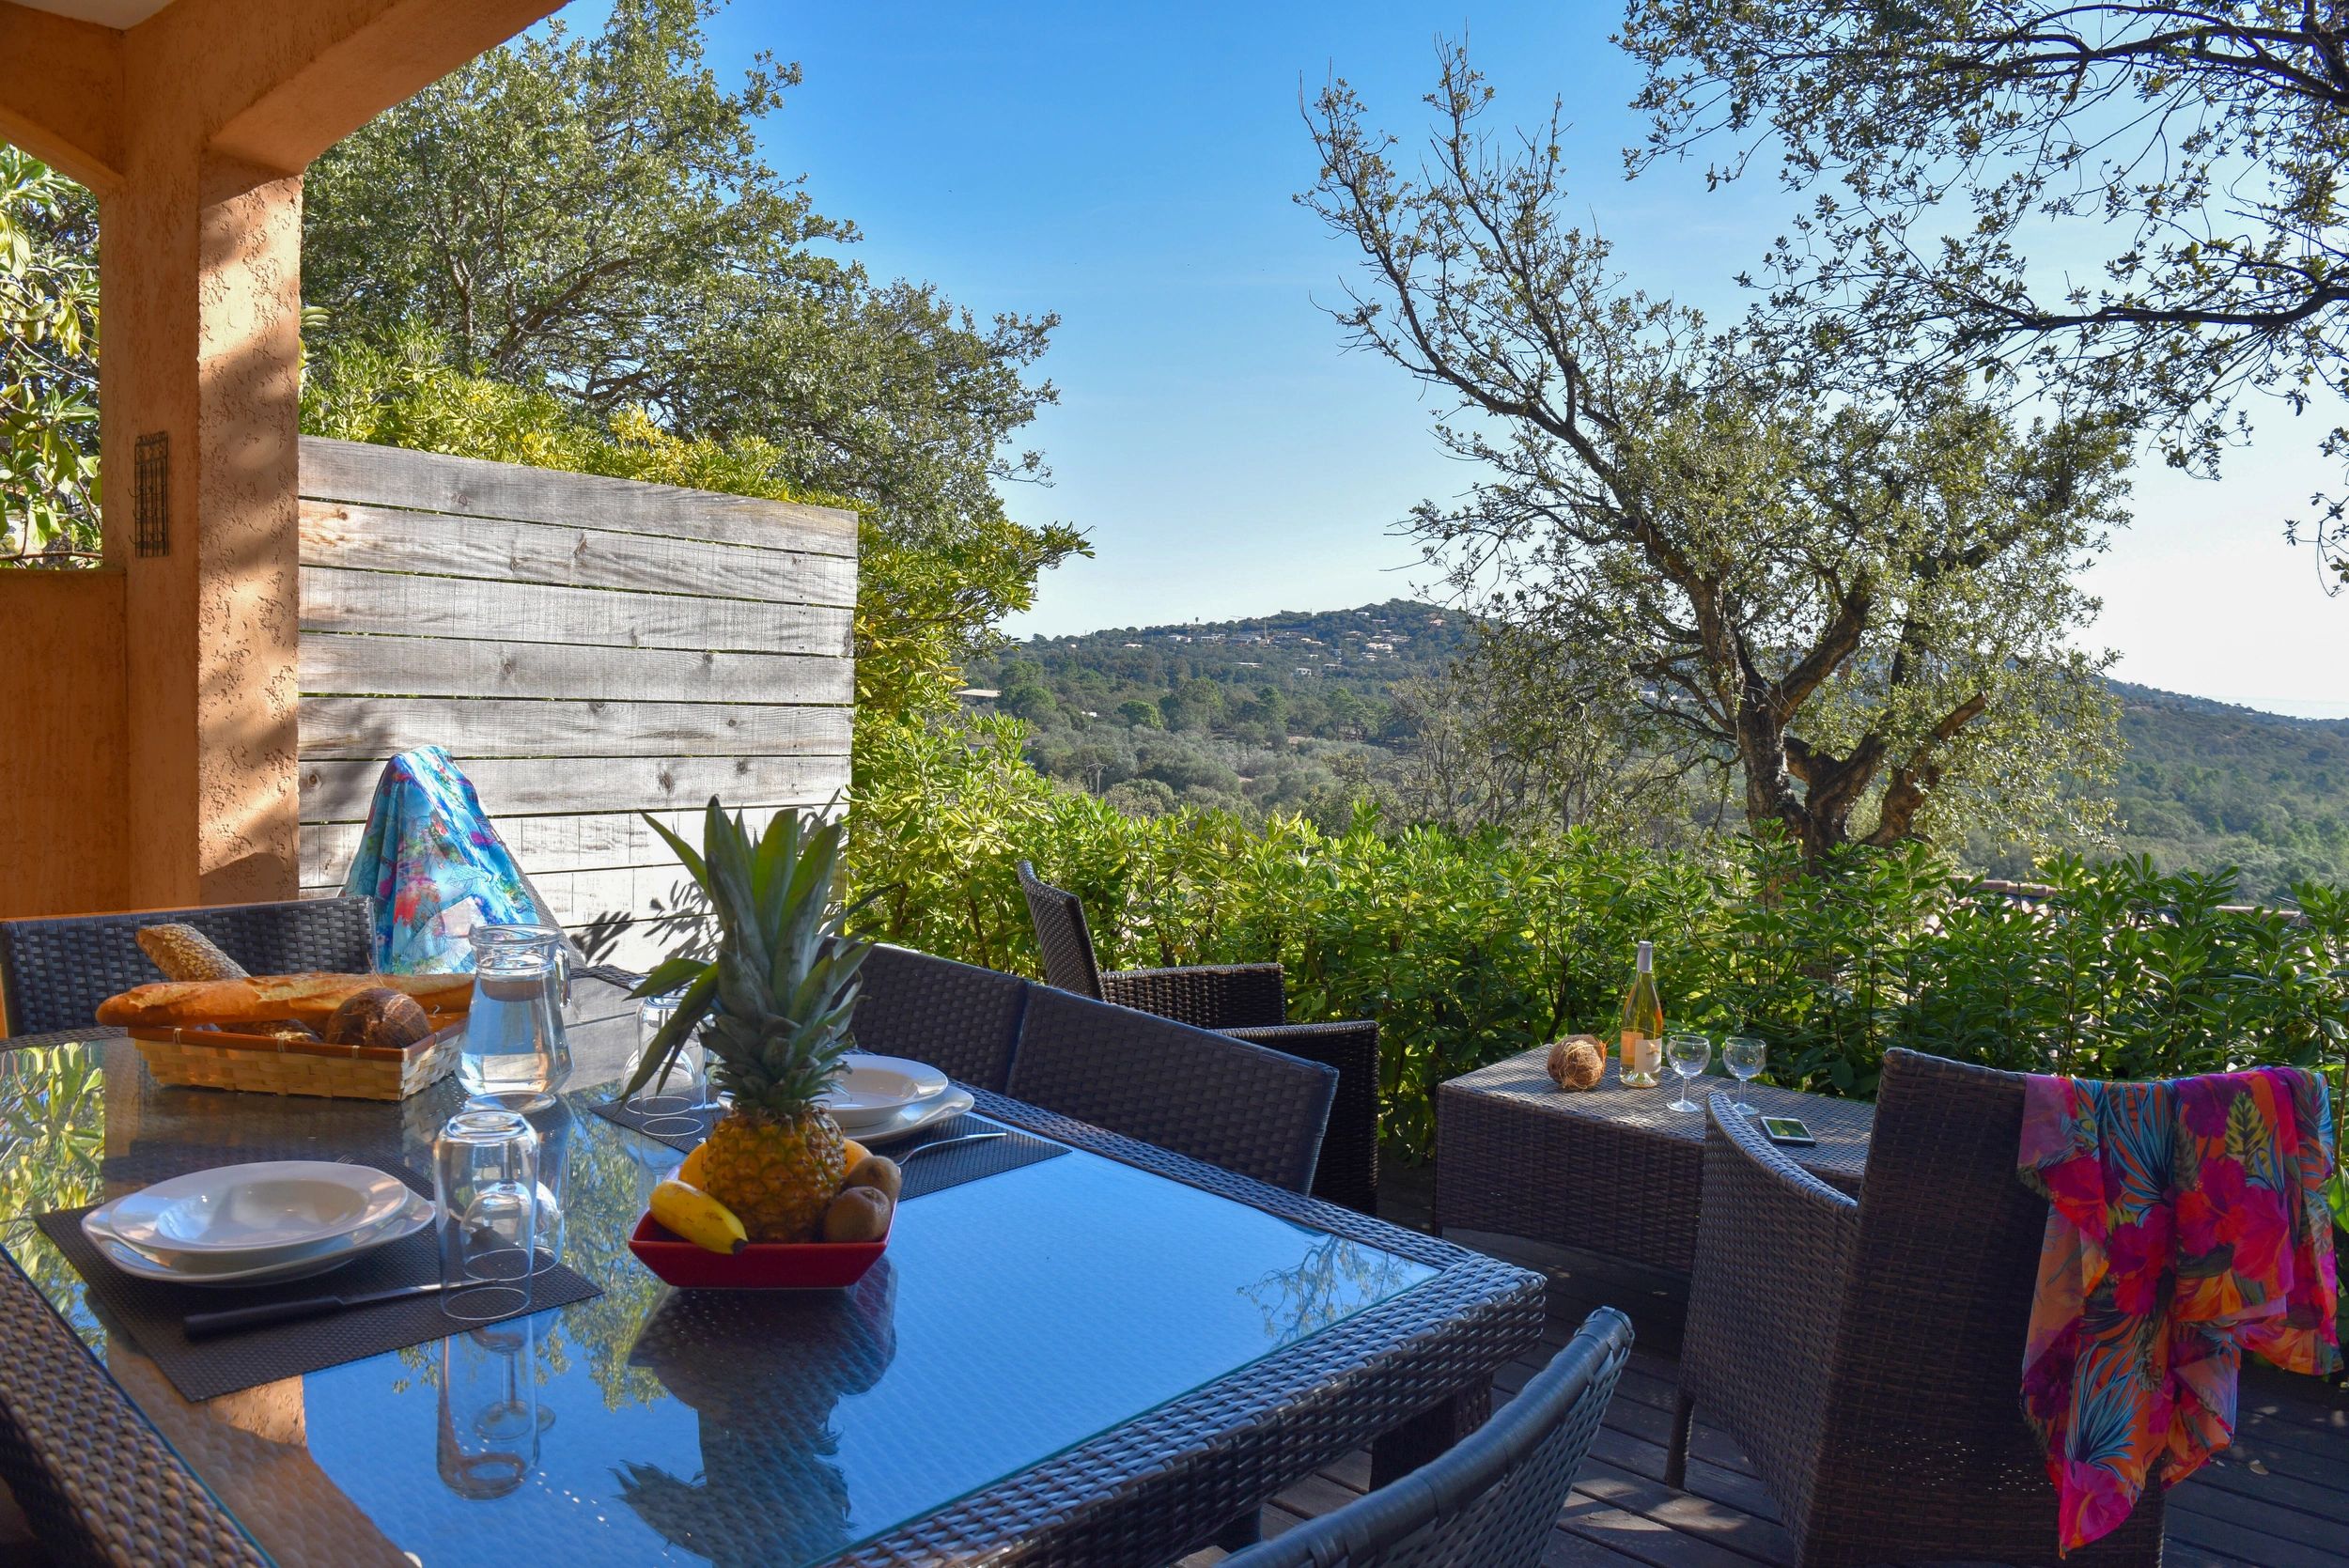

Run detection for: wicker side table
[[1434, 1048, 1875, 1274]]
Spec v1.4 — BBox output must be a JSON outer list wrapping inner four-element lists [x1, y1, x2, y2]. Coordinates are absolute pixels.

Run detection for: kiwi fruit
[[841, 1154, 903, 1203], [821, 1186, 893, 1242]]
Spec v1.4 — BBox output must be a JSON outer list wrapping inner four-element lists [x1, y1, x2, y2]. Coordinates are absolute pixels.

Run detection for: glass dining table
[[0, 973, 1545, 1567]]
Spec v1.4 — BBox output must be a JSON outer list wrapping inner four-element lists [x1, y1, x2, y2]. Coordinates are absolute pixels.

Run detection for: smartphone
[[1760, 1116, 1815, 1148]]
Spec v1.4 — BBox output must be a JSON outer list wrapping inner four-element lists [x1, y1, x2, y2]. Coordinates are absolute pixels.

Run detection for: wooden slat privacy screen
[[295, 438, 855, 969]]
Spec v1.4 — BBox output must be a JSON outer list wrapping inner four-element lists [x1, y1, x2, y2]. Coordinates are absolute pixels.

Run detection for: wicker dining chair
[[1008, 984, 1336, 1194], [1224, 1306, 1633, 1568], [1666, 1049, 2168, 1566], [1015, 861, 1380, 1212], [0, 898, 376, 1036], [848, 941, 1030, 1093]]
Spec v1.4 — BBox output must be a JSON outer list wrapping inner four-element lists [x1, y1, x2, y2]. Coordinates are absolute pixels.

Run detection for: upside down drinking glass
[[434, 1109, 538, 1323]]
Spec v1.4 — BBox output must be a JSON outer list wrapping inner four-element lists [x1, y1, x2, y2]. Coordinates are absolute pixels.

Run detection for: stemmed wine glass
[[1665, 1033, 1711, 1114], [1722, 1036, 1766, 1116]]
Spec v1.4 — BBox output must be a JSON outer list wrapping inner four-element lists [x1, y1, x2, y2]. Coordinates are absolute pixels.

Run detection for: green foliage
[[1618, 0, 2349, 583], [850, 710, 2349, 1170], [0, 147, 98, 563], [302, 0, 1087, 713]]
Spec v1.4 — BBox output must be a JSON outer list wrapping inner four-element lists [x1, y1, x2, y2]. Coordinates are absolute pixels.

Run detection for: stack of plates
[[818, 1054, 970, 1146], [81, 1161, 434, 1288]]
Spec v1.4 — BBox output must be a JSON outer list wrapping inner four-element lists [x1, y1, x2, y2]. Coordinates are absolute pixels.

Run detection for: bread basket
[[128, 1017, 465, 1100]]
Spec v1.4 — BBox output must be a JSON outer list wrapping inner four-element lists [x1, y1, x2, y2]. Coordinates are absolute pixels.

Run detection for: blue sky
[[680, 1, 2347, 717]]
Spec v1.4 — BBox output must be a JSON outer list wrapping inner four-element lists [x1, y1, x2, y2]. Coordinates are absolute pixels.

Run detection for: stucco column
[[102, 151, 303, 906]]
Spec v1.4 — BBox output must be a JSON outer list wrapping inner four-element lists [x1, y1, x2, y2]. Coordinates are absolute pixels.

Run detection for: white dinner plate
[[820, 1054, 952, 1130], [101, 1161, 412, 1259], [86, 1192, 435, 1288], [852, 1086, 976, 1147]]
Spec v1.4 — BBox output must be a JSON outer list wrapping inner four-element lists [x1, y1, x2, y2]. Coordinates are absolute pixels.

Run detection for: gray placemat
[[36, 1205, 601, 1404], [589, 1096, 716, 1149], [890, 1114, 1067, 1199], [589, 1102, 1066, 1200]]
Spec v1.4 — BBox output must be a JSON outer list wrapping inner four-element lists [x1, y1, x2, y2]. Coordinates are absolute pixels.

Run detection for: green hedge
[[848, 714, 2349, 1170]]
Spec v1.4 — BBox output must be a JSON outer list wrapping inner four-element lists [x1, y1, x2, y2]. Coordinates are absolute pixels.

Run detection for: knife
[[183, 1281, 447, 1340], [895, 1129, 1007, 1161]]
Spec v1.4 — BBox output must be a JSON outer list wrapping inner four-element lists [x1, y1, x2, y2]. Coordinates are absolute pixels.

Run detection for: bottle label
[[1620, 1032, 1659, 1082]]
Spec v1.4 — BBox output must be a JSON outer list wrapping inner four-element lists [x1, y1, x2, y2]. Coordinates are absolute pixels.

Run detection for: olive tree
[[1303, 47, 2127, 862]]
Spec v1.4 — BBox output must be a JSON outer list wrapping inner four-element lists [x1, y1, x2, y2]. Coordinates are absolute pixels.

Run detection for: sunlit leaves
[[0, 147, 99, 562]]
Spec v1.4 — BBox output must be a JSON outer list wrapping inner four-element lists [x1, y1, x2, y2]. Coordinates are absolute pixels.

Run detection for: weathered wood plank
[[300, 499, 858, 606], [300, 633, 851, 704], [300, 566, 854, 656], [299, 754, 847, 821], [298, 696, 851, 760], [299, 803, 803, 886], [300, 436, 858, 557]]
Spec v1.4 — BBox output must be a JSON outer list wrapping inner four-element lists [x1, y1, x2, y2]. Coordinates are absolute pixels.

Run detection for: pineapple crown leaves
[[625, 798, 876, 1105]]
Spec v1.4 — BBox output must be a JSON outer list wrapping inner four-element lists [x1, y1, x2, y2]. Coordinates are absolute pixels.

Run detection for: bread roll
[[324, 987, 433, 1048], [96, 971, 473, 1029], [135, 924, 248, 983]]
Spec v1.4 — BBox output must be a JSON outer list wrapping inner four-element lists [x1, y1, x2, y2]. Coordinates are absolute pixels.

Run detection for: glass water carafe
[[460, 925, 571, 1112]]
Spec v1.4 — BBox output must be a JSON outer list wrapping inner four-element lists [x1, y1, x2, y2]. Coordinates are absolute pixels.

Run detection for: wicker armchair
[[848, 942, 1030, 1093], [1225, 1307, 1632, 1568], [1008, 984, 1336, 1194], [1667, 1049, 2167, 1566], [0, 898, 375, 1036], [1016, 861, 1380, 1212]]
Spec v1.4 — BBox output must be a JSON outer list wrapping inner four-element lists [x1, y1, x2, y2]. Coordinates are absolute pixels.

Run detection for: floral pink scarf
[[2017, 1066, 2340, 1554]]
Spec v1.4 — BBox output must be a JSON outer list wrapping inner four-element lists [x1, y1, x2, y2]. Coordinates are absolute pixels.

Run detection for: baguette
[[97, 971, 474, 1029]]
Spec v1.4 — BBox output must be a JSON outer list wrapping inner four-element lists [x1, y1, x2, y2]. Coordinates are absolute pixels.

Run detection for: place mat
[[588, 1102, 1066, 1201], [589, 1096, 716, 1149], [892, 1114, 1068, 1200], [101, 1140, 428, 1195], [35, 1206, 601, 1404]]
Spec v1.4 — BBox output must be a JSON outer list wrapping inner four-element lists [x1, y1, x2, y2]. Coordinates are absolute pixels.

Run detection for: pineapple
[[628, 800, 872, 1242]]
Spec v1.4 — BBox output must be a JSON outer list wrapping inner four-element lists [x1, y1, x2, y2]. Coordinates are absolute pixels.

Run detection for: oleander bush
[[849, 712, 2349, 1169]]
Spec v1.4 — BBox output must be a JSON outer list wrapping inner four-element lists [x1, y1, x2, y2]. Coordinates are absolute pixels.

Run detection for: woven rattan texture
[[0, 897, 376, 1035], [1009, 984, 1335, 1194], [1017, 868, 1386, 1216], [1226, 1307, 1632, 1568], [850, 941, 1030, 1091], [1434, 1049, 1872, 1273], [1100, 963, 1287, 1028], [0, 1003, 1544, 1568], [0, 1250, 271, 1568], [1675, 1052, 2168, 1566], [36, 1205, 602, 1404], [1224, 1019, 1380, 1214], [1016, 862, 1105, 997]]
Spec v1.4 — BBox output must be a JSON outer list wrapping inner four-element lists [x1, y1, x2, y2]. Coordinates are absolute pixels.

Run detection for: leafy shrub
[[849, 714, 2349, 1168]]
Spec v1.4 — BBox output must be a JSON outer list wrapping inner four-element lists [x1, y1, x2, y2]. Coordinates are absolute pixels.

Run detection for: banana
[[650, 1179, 747, 1255]]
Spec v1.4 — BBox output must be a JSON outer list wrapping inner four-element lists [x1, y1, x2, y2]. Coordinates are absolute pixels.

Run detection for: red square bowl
[[628, 1212, 888, 1290]]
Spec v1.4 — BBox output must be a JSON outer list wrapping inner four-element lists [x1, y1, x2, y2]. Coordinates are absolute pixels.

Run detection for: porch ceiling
[[8, 0, 171, 24]]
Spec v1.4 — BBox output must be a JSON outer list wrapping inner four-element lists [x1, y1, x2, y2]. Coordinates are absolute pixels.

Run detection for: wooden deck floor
[[1185, 1170, 2349, 1568]]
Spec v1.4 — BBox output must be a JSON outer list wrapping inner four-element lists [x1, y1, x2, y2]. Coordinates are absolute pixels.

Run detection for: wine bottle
[[1619, 939, 1662, 1088]]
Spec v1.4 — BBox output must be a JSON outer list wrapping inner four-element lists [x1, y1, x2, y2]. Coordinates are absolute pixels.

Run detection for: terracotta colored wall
[[0, 569, 130, 916], [1, 0, 566, 912]]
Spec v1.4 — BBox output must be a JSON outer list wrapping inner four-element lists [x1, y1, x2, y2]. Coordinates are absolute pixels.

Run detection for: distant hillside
[[970, 602, 2349, 897], [2094, 681, 2349, 895]]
